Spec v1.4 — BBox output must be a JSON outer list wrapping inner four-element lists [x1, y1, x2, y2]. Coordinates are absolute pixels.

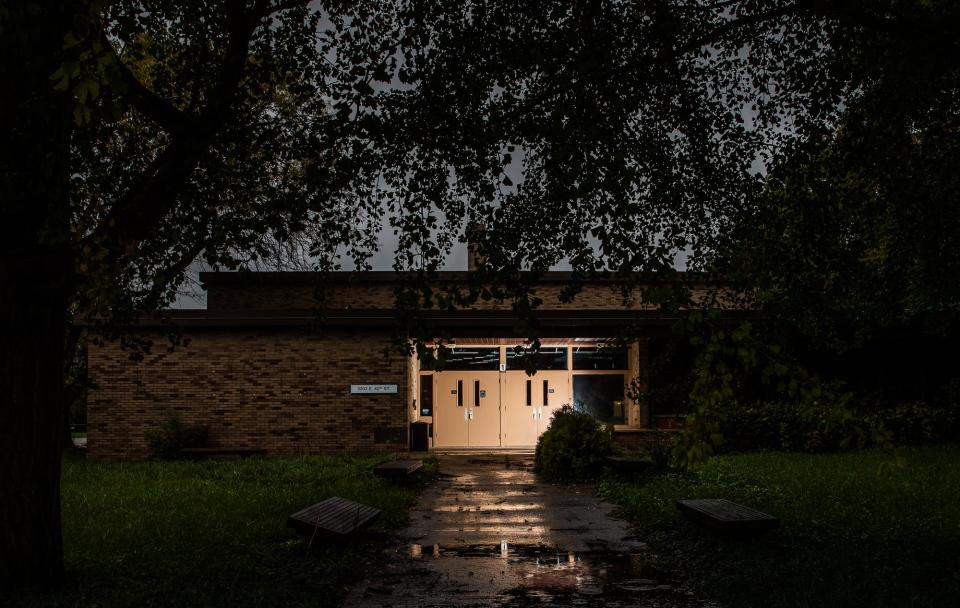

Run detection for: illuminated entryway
[[417, 341, 636, 449]]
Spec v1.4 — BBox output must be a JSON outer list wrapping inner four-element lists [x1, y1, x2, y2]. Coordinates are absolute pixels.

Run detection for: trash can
[[409, 421, 430, 452]]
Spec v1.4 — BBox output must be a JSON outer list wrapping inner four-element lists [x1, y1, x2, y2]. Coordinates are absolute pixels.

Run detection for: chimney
[[465, 222, 485, 271]]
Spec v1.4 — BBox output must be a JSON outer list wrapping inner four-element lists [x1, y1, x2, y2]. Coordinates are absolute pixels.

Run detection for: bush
[[720, 401, 959, 453], [534, 406, 615, 482], [145, 416, 210, 459], [868, 403, 959, 445], [644, 437, 675, 470]]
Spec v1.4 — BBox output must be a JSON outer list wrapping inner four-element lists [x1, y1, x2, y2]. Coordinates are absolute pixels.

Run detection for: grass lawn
[[8, 452, 435, 608], [600, 445, 960, 608]]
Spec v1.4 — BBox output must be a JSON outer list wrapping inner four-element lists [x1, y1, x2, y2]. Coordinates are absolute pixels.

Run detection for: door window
[[506, 346, 568, 371], [419, 374, 433, 416], [431, 347, 500, 371]]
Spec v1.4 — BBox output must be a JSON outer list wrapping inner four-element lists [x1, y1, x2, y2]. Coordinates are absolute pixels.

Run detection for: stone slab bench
[[372, 459, 423, 479], [288, 496, 381, 544], [676, 499, 779, 535], [179, 447, 267, 459]]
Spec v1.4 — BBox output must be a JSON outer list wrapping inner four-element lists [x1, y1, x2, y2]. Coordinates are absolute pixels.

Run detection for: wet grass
[[600, 445, 960, 608], [8, 452, 437, 608]]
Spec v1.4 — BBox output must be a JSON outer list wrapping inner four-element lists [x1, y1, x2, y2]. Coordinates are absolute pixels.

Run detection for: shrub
[[720, 401, 852, 452], [869, 403, 959, 445], [719, 400, 959, 453], [534, 406, 615, 482], [145, 416, 210, 459], [644, 437, 675, 470]]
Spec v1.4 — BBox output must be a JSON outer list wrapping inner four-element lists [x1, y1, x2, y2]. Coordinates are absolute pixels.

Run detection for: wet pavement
[[345, 454, 712, 607]]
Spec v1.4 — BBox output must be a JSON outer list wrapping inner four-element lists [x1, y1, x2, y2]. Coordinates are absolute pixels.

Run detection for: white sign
[[350, 384, 398, 395]]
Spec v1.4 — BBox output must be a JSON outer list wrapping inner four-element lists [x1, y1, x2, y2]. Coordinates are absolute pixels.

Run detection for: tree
[[1, 0, 344, 588], [3, 0, 959, 590]]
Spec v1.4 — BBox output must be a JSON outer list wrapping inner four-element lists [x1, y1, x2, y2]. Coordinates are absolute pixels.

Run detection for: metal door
[[535, 371, 570, 437], [466, 372, 501, 447], [501, 373, 540, 446], [433, 374, 468, 447]]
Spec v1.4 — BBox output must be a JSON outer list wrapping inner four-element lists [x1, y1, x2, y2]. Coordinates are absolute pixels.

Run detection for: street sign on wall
[[350, 384, 399, 395]]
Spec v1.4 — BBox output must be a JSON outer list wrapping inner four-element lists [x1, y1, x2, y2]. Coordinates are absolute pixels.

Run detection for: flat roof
[[199, 270, 719, 287]]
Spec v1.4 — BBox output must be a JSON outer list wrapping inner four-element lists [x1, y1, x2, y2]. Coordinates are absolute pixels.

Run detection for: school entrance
[[416, 341, 638, 449]]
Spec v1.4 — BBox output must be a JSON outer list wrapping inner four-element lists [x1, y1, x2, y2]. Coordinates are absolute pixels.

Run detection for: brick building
[[87, 271, 723, 458]]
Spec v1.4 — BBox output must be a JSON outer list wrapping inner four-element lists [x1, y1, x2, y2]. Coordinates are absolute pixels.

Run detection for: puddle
[[403, 541, 685, 601], [348, 455, 706, 607]]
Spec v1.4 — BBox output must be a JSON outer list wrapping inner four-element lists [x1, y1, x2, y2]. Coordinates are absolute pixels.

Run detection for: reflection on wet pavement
[[345, 454, 711, 607]]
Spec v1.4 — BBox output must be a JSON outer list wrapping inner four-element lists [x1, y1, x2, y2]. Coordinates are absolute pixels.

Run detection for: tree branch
[[100, 30, 199, 135], [677, 2, 806, 53], [676, 0, 960, 56], [87, 3, 269, 264], [203, 2, 260, 119], [250, 0, 312, 21]]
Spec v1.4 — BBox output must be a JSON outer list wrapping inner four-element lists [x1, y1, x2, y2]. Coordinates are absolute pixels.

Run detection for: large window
[[431, 347, 500, 371], [573, 374, 626, 425], [506, 346, 568, 371], [572, 346, 628, 370]]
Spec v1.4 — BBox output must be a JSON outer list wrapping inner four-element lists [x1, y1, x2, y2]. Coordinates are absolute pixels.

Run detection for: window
[[431, 347, 500, 371], [572, 346, 628, 370], [572, 374, 626, 425], [506, 346, 568, 371], [419, 374, 433, 416]]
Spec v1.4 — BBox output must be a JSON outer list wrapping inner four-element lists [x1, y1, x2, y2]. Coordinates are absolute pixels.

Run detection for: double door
[[432, 372, 501, 447], [501, 371, 570, 447]]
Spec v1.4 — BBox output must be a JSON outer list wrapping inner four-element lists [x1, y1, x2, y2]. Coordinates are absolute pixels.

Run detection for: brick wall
[[87, 329, 409, 459], [612, 429, 677, 453]]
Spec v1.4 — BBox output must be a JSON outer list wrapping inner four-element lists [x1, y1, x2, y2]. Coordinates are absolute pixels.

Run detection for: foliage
[[644, 437, 676, 471], [534, 405, 616, 483], [668, 311, 891, 468], [712, 399, 959, 454], [867, 402, 960, 446], [144, 417, 210, 459], [3, 452, 425, 608], [719, 66, 960, 353], [599, 447, 960, 608]]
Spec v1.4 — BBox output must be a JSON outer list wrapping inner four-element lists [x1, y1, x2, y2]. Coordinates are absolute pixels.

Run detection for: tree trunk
[[0, 283, 70, 588], [0, 1, 76, 590], [62, 327, 85, 451]]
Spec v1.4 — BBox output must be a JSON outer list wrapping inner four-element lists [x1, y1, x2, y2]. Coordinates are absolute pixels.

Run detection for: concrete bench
[[288, 496, 381, 545], [676, 499, 779, 535]]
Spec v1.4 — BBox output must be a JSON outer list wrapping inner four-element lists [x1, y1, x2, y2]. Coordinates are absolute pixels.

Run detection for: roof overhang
[[114, 308, 756, 338], [199, 270, 722, 288]]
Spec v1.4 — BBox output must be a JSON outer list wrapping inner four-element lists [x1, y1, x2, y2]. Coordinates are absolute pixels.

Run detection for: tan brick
[[87, 329, 408, 459]]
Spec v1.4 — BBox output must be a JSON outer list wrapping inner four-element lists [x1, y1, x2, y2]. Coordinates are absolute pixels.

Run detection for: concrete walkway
[[345, 454, 710, 607]]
